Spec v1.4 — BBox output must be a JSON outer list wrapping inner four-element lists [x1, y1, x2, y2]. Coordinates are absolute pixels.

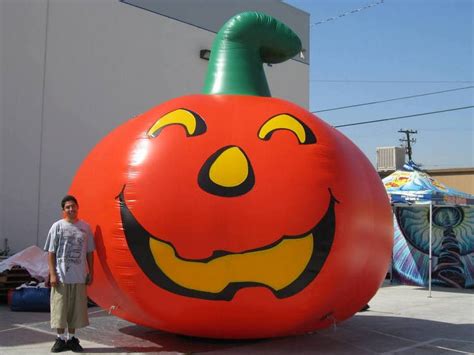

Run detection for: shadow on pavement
[[75, 314, 474, 353], [1, 306, 473, 354]]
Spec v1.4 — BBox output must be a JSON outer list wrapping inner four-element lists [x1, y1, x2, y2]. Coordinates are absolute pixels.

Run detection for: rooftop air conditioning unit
[[376, 146, 405, 172]]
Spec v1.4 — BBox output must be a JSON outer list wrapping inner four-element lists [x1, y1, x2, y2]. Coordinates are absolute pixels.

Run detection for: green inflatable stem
[[202, 12, 302, 97]]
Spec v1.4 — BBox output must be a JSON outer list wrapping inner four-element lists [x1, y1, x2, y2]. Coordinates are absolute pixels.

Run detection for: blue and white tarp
[[383, 163, 474, 206]]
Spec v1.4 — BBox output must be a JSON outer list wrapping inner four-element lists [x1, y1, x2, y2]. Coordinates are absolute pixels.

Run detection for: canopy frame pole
[[428, 201, 433, 298]]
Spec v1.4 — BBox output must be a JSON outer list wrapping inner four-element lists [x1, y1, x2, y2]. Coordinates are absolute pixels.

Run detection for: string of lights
[[311, 0, 384, 27], [334, 106, 474, 128], [312, 86, 474, 113]]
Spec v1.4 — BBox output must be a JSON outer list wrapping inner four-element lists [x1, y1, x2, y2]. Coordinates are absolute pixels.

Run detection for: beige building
[[427, 167, 474, 195]]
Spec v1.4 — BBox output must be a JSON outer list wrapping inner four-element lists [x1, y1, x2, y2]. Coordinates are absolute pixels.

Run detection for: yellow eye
[[147, 109, 207, 138], [258, 114, 316, 144]]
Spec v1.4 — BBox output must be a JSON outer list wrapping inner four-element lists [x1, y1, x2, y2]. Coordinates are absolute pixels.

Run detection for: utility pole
[[398, 129, 417, 161]]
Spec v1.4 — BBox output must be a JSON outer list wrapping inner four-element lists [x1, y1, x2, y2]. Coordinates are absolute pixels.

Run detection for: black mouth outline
[[118, 186, 337, 301]]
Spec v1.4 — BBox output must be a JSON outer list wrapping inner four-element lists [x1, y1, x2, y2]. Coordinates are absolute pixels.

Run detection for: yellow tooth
[[149, 234, 313, 293]]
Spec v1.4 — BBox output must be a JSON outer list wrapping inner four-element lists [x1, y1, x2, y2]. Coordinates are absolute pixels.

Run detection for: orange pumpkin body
[[70, 94, 393, 338]]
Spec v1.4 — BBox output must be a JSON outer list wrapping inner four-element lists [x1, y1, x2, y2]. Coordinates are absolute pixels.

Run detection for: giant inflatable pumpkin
[[70, 12, 393, 338]]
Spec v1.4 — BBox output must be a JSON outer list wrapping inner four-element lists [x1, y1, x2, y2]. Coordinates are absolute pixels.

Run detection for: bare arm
[[48, 252, 58, 287], [86, 252, 94, 285]]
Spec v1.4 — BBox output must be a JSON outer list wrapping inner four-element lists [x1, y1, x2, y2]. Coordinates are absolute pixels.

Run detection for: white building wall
[[0, 0, 309, 253], [0, 0, 49, 253]]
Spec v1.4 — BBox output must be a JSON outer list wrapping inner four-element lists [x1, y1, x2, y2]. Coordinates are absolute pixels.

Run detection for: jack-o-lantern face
[[117, 104, 337, 301], [69, 12, 393, 339]]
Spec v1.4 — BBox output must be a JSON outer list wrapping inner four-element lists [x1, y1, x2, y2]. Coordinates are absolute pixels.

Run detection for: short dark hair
[[61, 195, 78, 209]]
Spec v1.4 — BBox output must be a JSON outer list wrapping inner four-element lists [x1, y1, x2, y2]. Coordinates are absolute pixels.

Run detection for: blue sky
[[284, 0, 473, 169]]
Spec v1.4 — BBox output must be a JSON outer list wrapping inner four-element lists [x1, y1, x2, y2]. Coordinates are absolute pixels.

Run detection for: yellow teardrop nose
[[209, 147, 248, 187], [198, 146, 255, 197]]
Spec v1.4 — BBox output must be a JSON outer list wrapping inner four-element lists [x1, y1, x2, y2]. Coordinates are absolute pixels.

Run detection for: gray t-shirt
[[44, 219, 95, 284]]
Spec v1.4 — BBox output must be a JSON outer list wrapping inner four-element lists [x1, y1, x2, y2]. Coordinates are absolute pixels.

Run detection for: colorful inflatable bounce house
[[70, 12, 393, 338]]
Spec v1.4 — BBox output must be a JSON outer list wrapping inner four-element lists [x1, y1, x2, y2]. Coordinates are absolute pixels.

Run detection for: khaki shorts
[[50, 283, 89, 329]]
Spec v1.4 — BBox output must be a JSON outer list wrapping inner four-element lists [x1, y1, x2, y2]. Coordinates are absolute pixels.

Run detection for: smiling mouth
[[118, 188, 337, 301]]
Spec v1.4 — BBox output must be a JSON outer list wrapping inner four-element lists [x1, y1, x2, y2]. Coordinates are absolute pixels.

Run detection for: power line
[[311, 0, 384, 27], [312, 86, 474, 113], [334, 106, 474, 128]]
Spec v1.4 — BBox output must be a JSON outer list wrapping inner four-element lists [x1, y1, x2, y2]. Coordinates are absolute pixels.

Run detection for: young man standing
[[44, 195, 95, 353]]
